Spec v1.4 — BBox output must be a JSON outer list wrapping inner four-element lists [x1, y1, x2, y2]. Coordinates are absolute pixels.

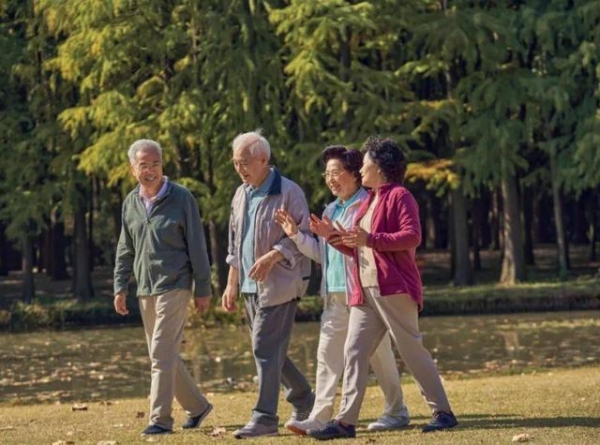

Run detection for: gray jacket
[[227, 168, 311, 307], [114, 181, 212, 298]]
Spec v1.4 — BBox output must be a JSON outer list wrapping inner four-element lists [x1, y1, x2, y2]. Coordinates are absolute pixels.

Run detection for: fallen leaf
[[97, 441, 118, 445], [136, 411, 145, 419], [513, 433, 533, 442], [71, 403, 88, 411], [100, 401, 113, 406], [0, 426, 15, 431], [112, 423, 124, 428], [52, 441, 75, 445], [209, 426, 227, 437]]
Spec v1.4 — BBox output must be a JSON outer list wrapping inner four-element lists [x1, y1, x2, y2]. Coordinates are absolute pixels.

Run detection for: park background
[[1, 0, 599, 326], [0, 2, 599, 444]]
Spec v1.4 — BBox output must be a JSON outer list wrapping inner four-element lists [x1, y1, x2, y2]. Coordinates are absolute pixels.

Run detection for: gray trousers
[[337, 288, 451, 425], [139, 288, 211, 430], [244, 294, 313, 427]]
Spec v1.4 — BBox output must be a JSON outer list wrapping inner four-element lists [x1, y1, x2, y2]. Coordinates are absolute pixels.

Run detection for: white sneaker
[[233, 421, 278, 438], [285, 417, 326, 436], [367, 414, 411, 431]]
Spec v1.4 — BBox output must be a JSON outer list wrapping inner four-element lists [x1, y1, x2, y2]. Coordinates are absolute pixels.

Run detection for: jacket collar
[[244, 167, 282, 196]]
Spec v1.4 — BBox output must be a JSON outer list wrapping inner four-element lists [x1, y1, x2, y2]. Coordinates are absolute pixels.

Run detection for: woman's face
[[323, 158, 359, 201], [360, 152, 384, 189]]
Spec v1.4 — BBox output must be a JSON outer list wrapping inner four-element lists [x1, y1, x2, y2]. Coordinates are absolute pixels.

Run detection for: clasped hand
[[308, 214, 369, 248]]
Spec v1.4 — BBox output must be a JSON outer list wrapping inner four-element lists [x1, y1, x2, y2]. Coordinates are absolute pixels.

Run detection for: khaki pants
[[311, 292, 408, 422], [139, 288, 210, 429], [337, 288, 451, 425]]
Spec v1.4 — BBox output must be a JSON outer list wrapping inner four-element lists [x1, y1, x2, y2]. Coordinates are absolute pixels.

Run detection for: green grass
[[1, 367, 598, 444]]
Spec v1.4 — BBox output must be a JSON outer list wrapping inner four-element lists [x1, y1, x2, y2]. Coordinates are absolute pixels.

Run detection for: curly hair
[[361, 136, 407, 184], [321, 145, 363, 183]]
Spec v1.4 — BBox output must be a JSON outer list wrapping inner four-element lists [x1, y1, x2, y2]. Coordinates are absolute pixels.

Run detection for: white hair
[[232, 129, 271, 160], [128, 139, 163, 165]]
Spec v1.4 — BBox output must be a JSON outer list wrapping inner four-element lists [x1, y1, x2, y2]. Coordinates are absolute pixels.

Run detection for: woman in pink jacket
[[308, 137, 458, 440]]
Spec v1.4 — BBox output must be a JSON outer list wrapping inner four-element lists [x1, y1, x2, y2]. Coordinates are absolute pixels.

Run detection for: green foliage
[[0, 0, 599, 291]]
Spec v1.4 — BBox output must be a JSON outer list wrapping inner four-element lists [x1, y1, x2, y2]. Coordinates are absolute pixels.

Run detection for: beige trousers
[[139, 288, 210, 429], [337, 288, 451, 425], [311, 292, 408, 422]]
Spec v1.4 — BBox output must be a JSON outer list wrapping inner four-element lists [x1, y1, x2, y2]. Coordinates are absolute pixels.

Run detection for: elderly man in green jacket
[[113, 139, 213, 436]]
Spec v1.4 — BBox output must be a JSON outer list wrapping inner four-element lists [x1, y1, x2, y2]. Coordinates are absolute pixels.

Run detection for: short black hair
[[322, 145, 363, 183], [362, 136, 407, 184]]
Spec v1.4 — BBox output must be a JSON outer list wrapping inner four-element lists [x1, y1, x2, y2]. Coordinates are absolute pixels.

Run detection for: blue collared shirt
[[326, 188, 362, 292], [240, 169, 275, 292], [140, 176, 169, 216]]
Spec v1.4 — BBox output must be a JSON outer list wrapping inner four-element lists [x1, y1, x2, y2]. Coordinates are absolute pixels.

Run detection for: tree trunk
[[588, 192, 597, 262], [499, 173, 526, 284], [522, 185, 535, 266], [21, 235, 35, 303], [0, 223, 7, 276], [73, 200, 94, 300], [550, 153, 570, 276], [572, 195, 588, 245], [451, 185, 473, 285], [50, 212, 69, 280], [88, 177, 95, 271], [490, 189, 501, 251], [471, 195, 482, 271], [208, 220, 225, 297]]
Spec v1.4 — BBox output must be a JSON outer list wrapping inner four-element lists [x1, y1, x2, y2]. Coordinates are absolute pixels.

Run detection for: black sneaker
[[182, 403, 213, 429], [422, 411, 458, 433], [307, 420, 356, 441], [140, 424, 173, 435]]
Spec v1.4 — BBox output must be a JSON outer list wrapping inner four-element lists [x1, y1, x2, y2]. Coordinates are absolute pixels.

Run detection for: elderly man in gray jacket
[[222, 130, 314, 439]]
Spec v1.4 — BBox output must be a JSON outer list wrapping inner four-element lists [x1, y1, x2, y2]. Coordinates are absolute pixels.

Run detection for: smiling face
[[131, 147, 164, 195], [360, 152, 384, 189], [324, 158, 359, 202], [232, 147, 269, 188]]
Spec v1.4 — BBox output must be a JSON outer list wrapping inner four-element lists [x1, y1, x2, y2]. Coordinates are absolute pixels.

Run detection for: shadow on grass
[[439, 414, 600, 429]]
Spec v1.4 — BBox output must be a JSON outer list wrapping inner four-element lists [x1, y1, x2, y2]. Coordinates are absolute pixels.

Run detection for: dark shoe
[[141, 424, 173, 435], [308, 420, 356, 441], [422, 411, 458, 433], [182, 403, 213, 429]]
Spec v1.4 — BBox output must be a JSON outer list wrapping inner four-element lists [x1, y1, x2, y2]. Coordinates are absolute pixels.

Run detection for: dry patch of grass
[[0, 367, 598, 445]]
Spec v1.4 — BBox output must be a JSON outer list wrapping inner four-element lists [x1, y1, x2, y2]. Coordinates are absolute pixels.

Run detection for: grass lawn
[[1, 366, 598, 445]]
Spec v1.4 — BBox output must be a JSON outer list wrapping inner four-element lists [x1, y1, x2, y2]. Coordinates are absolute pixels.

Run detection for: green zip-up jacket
[[113, 181, 212, 298]]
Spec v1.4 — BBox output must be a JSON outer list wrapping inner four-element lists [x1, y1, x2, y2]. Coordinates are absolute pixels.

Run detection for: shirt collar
[[335, 187, 363, 210]]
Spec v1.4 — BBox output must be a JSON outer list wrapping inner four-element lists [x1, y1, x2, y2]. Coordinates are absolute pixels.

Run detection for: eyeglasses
[[136, 162, 162, 172], [321, 170, 346, 180]]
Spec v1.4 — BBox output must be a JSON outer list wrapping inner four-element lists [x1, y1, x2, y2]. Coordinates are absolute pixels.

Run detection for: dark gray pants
[[244, 294, 313, 426]]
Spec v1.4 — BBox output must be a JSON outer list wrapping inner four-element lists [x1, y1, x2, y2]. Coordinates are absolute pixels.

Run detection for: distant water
[[1, 311, 598, 404]]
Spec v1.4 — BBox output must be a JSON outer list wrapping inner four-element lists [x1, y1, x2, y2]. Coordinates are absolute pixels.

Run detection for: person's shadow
[[362, 413, 600, 431]]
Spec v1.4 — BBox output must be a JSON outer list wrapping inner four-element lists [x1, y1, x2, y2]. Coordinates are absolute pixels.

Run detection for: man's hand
[[248, 250, 282, 283], [114, 292, 129, 315], [194, 296, 211, 315], [221, 284, 238, 312]]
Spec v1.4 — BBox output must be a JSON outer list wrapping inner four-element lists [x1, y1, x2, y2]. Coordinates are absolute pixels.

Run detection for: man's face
[[131, 148, 163, 190], [232, 148, 268, 187]]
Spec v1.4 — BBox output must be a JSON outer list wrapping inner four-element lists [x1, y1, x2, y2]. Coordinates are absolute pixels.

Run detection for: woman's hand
[[341, 226, 370, 248], [274, 209, 298, 236], [309, 214, 337, 238]]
